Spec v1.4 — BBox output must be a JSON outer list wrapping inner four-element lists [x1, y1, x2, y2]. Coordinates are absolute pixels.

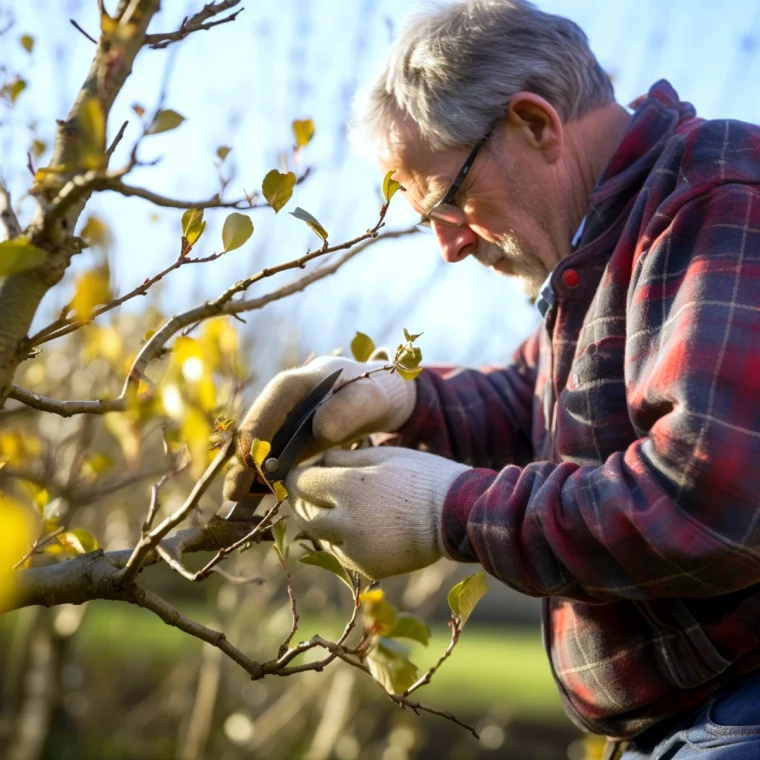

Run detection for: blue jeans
[[621, 671, 760, 759]]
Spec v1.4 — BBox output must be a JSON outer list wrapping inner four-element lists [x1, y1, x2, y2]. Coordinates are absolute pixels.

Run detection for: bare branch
[[11, 516, 266, 611], [402, 615, 461, 697], [115, 435, 235, 585], [107, 179, 253, 210], [106, 120, 129, 158], [145, 1, 244, 49], [69, 19, 97, 44], [12, 527, 66, 571], [0, 183, 22, 240], [10, 227, 416, 418]]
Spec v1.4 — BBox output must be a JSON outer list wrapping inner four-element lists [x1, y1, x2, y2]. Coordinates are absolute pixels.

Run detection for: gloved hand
[[223, 355, 417, 501], [285, 447, 471, 579]]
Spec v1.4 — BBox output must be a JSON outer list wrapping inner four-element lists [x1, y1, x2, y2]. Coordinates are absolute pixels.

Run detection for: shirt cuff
[[440, 467, 498, 562]]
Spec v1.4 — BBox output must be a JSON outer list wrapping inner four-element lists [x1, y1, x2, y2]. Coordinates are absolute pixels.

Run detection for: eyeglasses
[[418, 132, 490, 229]]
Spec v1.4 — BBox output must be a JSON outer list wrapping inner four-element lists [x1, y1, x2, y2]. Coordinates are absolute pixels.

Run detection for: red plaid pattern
[[396, 81, 760, 737]]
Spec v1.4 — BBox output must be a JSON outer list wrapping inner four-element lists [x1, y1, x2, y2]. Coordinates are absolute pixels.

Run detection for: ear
[[505, 92, 563, 164]]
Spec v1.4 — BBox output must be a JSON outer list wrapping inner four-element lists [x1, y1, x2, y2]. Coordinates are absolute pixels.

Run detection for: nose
[[432, 222, 478, 263]]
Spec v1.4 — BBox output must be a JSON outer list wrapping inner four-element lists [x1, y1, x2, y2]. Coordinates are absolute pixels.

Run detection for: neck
[[561, 102, 631, 244]]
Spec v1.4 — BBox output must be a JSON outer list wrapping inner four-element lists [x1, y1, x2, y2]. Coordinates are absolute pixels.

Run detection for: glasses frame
[[419, 131, 491, 229]]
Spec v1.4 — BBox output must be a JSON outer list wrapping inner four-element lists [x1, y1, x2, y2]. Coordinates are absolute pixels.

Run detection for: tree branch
[[115, 435, 235, 585], [0, 182, 21, 240], [144, 1, 244, 49], [0, 0, 162, 408], [10, 227, 416, 418]]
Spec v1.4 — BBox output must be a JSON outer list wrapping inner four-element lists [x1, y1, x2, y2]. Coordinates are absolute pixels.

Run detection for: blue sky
[[3, 0, 760, 372]]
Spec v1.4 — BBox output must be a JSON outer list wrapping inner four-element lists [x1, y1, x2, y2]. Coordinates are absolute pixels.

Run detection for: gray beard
[[473, 233, 550, 299]]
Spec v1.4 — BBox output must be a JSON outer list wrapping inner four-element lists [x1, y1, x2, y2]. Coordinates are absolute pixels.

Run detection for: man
[[224, 1, 760, 757]]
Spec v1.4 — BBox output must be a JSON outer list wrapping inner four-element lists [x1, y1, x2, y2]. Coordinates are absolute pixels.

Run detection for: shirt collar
[[535, 215, 586, 318]]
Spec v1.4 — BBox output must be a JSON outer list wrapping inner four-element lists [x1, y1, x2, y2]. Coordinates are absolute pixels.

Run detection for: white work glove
[[285, 447, 471, 579], [224, 355, 417, 501]]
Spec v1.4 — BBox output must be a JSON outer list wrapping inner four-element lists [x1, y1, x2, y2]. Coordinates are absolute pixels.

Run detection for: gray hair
[[351, 0, 614, 152]]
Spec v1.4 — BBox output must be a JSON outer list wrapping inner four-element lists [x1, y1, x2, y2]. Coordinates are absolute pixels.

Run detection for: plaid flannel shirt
[[396, 81, 760, 738]]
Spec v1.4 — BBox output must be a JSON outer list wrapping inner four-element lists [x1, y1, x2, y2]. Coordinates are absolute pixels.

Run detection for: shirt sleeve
[[393, 328, 540, 470], [441, 184, 760, 603]]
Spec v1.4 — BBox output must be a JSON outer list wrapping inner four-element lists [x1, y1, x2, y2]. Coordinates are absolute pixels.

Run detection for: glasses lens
[[428, 204, 466, 227]]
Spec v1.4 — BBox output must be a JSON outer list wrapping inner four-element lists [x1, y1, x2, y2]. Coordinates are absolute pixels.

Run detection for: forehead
[[376, 120, 463, 206]]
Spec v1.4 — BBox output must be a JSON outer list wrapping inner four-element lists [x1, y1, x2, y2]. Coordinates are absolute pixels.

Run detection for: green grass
[[3, 601, 563, 718], [58, 602, 562, 718]]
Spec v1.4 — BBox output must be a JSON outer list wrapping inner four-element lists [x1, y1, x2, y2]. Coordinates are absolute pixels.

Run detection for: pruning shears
[[224, 369, 343, 523]]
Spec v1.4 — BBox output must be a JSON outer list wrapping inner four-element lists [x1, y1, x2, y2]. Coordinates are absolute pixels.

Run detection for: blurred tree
[[0, 3, 500, 759]]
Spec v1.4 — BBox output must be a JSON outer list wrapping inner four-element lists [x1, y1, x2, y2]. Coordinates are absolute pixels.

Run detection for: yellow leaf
[[77, 95, 106, 170], [33, 488, 49, 512], [273, 481, 288, 501], [69, 528, 98, 553], [7, 78, 26, 105], [81, 452, 114, 480], [181, 209, 206, 246], [292, 119, 315, 149], [0, 238, 48, 276], [382, 170, 403, 203], [221, 213, 253, 252], [132, 103, 146, 119], [250, 438, 271, 467], [261, 169, 296, 213], [30, 138, 47, 158], [289, 207, 328, 243], [146, 109, 185, 136], [100, 11, 118, 35], [216, 146, 231, 161], [72, 268, 111, 322], [104, 412, 141, 463], [20, 34, 34, 54], [182, 408, 212, 478], [80, 214, 113, 251], [360, 588, 397, 635], [0, 496, 34, 612], [350, 331, 376, 362]]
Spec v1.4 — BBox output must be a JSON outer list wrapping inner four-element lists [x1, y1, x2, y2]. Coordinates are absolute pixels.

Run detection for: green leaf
[[292, 118, 315, 149], [181, 209, 206, 246], [20, 35, 34, 54], [216, 146, 231, 162], [272, 520, 287, 561], [146, 109, 185, 136], [78, 95, 106, 170], [388, 612, 430, 646], [289, 207, 328, 243], [366, 638, 420, 694], [350, 331, 376, 363], [221, 212, 253, 252], [359, 588, 397, 634], [261, 169, 296, 213], [69, 528, 98, 553], [403, 328, 423, 343], [299, 550, 353, 591], [0, 238, 48, 276], [382, 170, 402, 203], [447, 571, 488, 627]]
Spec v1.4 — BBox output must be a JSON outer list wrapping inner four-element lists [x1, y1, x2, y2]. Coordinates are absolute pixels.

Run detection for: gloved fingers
[[288, 497, 344, 543], [285, 461, 346, 506], [320, 445, 404, 469], [223, 371, 317, 502], [312, 379, 383, 444]]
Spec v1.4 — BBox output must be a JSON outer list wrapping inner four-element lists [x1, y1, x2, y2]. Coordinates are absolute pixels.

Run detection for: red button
[[562, 269, 580, 288]]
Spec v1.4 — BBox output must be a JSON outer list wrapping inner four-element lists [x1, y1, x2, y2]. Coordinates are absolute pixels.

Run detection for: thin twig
[[276, 549, 299, 657], [143, 464, 188, 532], [69, 19, 97, 44], [403, 615, 461, 697], [106, 120, 129, 159], [12, 527, 66, 570], [10, 226, 417, 418], [115, 435, 235, 585], [144, 0, 243, 49]]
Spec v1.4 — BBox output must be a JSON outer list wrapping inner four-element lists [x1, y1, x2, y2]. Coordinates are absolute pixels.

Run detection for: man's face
[[378, 116, 567, 298]]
